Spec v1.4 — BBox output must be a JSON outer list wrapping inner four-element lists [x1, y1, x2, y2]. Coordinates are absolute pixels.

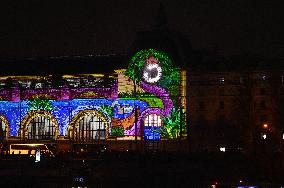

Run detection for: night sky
[[0, 0, 283, 58]]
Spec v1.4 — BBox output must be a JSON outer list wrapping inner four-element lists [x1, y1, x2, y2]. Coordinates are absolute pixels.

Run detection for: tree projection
[[125, 48, 186, 140], [28, 97, 53, 111]]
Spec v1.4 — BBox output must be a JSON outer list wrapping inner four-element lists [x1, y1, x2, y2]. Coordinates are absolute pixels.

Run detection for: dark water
[[1, 152, 284, 188]]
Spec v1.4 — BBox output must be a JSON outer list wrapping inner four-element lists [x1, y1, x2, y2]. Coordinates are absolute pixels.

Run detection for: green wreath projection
[[125, 49, 180, 97], [125, 49, 186, 139]]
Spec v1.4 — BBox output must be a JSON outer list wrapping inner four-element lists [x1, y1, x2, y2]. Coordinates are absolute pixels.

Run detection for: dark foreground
[[1, 151, 284, 188]]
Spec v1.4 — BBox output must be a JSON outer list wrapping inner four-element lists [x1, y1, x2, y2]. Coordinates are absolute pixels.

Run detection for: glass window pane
[[27, 115, 56, 140], [75, 112, 106, 141]]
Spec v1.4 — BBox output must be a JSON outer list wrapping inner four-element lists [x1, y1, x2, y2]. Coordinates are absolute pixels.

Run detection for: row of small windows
[[198, 100, 268, 111], [218, 75, 284, 85], [190, 75, 284, 86], [0, 77, 116, 89]]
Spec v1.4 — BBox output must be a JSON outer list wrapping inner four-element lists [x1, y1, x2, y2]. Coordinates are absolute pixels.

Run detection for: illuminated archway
[[143, 114, 163, 140], [0, 115, 9, 139], [144, 114, 163, 127], [21, 110, 59, 140], [69, 110, 109, 141]]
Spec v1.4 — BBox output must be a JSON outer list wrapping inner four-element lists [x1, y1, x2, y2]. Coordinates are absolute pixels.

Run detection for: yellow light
[[63, 73, 106, 78], [11, 144, 44, 146], [263, 123, 268, 128]]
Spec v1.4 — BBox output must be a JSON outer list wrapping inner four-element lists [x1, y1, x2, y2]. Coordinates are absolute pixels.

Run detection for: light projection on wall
[[142, 56, 163, 83], [125, 48, 186, 140], [69, 109, 108, 141], [0, 98, 148, 138], [144, 114, 162, 140], [0, 49, 186, 141], [25, 113, 57, 140]]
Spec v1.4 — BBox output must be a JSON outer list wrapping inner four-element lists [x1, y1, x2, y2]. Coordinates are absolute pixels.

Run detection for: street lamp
[[263, 123, 268, 129]]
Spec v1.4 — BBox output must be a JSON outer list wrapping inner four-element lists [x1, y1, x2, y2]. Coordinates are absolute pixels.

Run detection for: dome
[[128, 4, 192, 69]]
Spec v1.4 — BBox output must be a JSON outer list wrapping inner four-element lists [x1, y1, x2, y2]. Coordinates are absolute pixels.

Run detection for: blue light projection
[[112, 99, 149, 119], [0, 98, 148, 137], [144, 127, 161, 140]]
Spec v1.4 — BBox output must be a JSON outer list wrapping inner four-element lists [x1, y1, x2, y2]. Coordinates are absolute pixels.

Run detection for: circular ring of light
[[142, 63, 162, 83]]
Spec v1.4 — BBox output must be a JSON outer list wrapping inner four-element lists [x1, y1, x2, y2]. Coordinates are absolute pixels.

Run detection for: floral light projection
[[28, 98, 53, 111], [160, 107, 185, 139], [125, 48, 185, 140], [0, 98, 148, 137], [0, 49, 185, 140], [111, 126, 124, 137]]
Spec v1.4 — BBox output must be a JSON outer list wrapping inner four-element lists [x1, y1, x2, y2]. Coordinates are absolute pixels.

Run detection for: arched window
[[144, 114, 162, 140], [27, 115, 56, 140], [0, 118, 7, 139], [144, 114, 162, 127], [74, 113, 107, 141]]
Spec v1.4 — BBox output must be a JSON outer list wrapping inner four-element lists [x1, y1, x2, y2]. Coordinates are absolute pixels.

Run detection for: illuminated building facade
[[1, 12, 283, 154], [0, 49, 188, 152]]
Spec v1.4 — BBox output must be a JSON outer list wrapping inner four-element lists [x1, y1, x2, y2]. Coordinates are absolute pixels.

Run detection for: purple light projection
[[140, 81, 173, 116], [1, 82, 118, 102], [124, 81, 174, 136]]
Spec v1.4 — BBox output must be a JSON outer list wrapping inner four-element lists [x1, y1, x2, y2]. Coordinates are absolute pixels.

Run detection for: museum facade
[[0, 49, 188, 153]]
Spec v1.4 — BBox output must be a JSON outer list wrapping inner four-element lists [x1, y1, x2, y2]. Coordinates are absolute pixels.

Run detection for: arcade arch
[[0, 115, 9, 139], [21, 110, 59, 140], [69, 110, 109, 141]]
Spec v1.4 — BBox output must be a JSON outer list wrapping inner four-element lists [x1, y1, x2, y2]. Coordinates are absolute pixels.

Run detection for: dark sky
[[0, 0, 283, 58]]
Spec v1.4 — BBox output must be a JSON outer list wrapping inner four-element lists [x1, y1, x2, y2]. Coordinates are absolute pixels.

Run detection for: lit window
[[27, 115, 56, 140], [219, 147, 226, 152], [144, 114, 162, 140], [35, 83, 43, 89], [219, 77, 225, 84], [75, 113, 106, 141], [263, 123, 268, 129], [0, 118, 7, 139], [261, 133, 267, 140], [144, 114, 162, 127]]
